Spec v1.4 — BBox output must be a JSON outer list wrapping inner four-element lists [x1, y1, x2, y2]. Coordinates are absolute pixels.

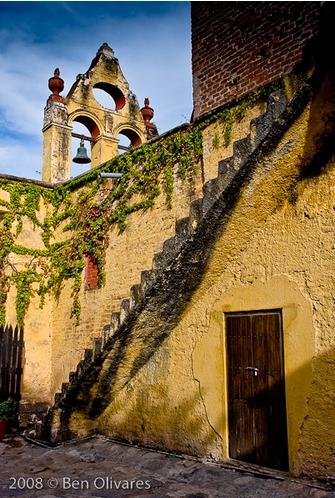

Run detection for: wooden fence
[[0, 325, 24, 402]]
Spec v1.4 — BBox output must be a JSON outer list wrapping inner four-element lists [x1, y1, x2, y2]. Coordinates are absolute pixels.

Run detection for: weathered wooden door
[[0, 325, 24, 403], [226, 310, 288, 471]]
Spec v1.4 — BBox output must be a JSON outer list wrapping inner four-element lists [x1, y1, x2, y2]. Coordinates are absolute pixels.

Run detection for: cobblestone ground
[[0, 435, 334, 498]]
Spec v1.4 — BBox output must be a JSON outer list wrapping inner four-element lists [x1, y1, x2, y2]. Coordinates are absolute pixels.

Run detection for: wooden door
[[226, 310, 288, 471], [0, 325, 24, 403]]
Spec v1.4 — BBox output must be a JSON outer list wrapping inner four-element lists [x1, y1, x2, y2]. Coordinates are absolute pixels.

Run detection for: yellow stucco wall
[[49, 101, 264, 398], [4, 72, 335, 479], [49, 169, 202, 395], [0, 191, 52, 402], [1, 95, 266, 408], [65, 75, 335, 478]]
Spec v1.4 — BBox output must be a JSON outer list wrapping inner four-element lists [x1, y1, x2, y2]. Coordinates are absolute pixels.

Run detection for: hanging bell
[[73, 139, 91, 164]]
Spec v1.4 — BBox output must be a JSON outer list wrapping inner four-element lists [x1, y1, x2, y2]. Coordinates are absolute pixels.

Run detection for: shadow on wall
[[296, 346, 335, 479], [288, 67, 335, 205], [290, 7, 335, 197], [97, 390, 223, 459], [61, 67, 335, 425], [66, 341, 335, 479], [108, 348, 334, 478], [222, 347, 335, 479], [43, 31, 335, 478]]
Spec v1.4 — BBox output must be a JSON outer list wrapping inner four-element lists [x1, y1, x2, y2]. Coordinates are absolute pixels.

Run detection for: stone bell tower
[[42, 43, 157, 183]]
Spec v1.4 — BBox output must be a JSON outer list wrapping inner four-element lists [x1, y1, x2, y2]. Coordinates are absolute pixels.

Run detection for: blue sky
[[0, 1, 192, 179]]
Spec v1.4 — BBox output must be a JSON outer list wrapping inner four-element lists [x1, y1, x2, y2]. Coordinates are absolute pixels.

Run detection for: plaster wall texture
[[66, 76, 335, 478], [49, 173, 202, 396], [0, 90, 291, 405], [202, 102, 266, 182], [1, 96, 268, 406], [49, 99, 266, 399], [2, 70, 335, 479]]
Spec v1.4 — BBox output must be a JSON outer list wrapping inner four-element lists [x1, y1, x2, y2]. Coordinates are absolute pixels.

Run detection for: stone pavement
[[0, 435, 334, 498]]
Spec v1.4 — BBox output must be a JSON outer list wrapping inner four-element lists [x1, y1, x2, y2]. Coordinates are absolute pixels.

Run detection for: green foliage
[[0, 398, 15, 421], [212, 132, 220, 149], [13, 270, 42, 326], [0, 126, 202, 324], [0, 267, 9, 327], [0, 80, 282, 325], [200, 79, 283, 147]]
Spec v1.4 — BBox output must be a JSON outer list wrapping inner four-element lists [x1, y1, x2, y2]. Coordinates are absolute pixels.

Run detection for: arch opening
[[71, 121, 93, 178], [72, 115, 100, 139], [93, 82, 126, 111], [118, 128, 142, 150]]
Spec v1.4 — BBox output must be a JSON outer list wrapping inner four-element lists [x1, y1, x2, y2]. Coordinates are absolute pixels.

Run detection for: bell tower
[[42, 43, 157, 183]]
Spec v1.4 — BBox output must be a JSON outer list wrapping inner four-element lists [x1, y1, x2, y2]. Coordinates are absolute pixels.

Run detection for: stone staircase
[[38, 85, 300, 440]]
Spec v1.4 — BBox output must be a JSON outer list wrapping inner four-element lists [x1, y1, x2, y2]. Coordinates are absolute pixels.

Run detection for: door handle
[[244, 366, 259, 376]]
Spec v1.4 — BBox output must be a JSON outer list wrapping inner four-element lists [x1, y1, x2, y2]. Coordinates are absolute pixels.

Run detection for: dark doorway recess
[[226, 310, 288, 471]]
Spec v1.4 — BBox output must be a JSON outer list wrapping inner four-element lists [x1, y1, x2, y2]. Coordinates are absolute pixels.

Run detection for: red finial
[[47, 68, 65, 104], [140, 98, 155, 130]]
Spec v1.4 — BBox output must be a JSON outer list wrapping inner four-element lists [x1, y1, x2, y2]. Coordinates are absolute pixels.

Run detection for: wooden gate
[[226, 310, 288, 471], [0, 325, 24, 402]]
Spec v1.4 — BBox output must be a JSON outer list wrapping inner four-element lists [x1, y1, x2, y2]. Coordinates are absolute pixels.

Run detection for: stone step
[[140, 269, 156, 294], [250, 88, 287, 147], [130, 284, 141, 308], [218, 156, 234, 176], [152, 251, 165, 270], [93, 337, 102, 359], [75, 360, 86, 377], [84, 349, 93, 364], [232, 135, 252, 170], [54, 392, 63, 405], [175, 216, 192, 242], [162, 237, 176, 255], [69, 371, 76, 383], [189, 198, 203, 230], [202, 177, 220, 216], [110, 312, 120, 334], [120, 298, 130, 323], [268, 89, 287, 120], [101, 324, 111, 347]]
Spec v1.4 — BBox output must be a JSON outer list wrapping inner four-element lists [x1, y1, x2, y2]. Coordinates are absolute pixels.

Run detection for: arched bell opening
[[117, 128, 142, 155], [70, 115, 102, 177], [71, 122, 93, 178], [72, 115, 100, 139], [93, 82, 126, 111]]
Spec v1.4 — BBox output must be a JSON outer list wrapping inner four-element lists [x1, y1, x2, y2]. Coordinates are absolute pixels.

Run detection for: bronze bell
[[73, 139, 91, 164]]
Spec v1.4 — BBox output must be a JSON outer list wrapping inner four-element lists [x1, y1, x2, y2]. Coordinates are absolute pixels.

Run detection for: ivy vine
[[0, 79, 282, 325]]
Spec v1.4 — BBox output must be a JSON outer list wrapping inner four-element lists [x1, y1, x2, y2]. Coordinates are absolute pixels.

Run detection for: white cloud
[[0, 138, 42, 179]]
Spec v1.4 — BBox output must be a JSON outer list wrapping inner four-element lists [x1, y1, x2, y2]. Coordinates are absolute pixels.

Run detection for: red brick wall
[[191, 1, 320, 119], [84, 256, 99, 290]]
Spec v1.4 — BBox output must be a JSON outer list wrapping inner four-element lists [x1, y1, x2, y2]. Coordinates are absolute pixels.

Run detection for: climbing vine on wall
[[0, 126, 202, 325], [0, 80, 282, 325]]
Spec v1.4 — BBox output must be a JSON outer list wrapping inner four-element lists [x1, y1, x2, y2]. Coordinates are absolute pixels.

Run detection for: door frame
[[192, 278, 314, 474], [194, 276, 314, 475]]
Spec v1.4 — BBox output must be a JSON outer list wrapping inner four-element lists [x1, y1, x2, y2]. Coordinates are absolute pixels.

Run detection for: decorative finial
[[47, 68, 65, 104], [140, 98, 158, 138]]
